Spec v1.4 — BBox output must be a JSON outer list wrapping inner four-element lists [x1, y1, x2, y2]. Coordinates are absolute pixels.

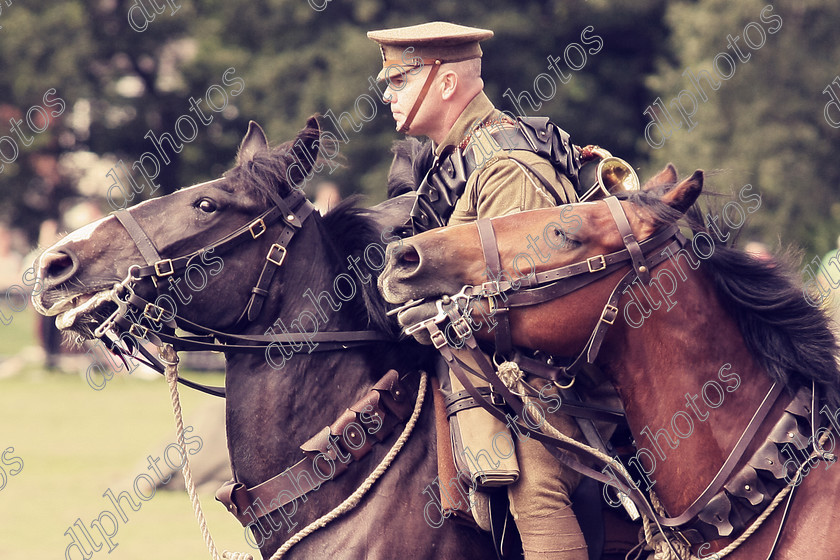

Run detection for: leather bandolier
[[409, 117, 583, 234]]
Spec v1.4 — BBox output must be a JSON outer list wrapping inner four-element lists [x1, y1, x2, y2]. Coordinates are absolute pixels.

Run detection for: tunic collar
[[434, 91, 498, 157]]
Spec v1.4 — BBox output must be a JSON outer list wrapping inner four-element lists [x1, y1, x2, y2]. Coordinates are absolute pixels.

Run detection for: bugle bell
[[578, 146, 640, 202]]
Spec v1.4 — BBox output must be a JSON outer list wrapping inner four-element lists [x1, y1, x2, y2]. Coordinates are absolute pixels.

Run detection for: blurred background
[[1, 0, 839, 255], [1, 0, 839, 558]]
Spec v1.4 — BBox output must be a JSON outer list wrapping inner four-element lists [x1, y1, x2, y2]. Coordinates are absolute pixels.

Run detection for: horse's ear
[[661, 169, 703, 215], [642, 163, 679, 192], [238, 121, 269, 164], [286, 115, 322, 187]]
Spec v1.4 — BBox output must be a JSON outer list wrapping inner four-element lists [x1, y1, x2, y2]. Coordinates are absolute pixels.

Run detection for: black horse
[[32, 118, 496, 559]]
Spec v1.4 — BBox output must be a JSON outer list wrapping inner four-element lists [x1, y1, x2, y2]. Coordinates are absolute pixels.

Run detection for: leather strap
[[400, 60, 442, 134], [114, 210, 163, 267], [662, 382, 784, 527], [605, 197, 651, 284], [216, 369, 415, 525], [476, 218, 513, 356], [237, 196, 315, 325]]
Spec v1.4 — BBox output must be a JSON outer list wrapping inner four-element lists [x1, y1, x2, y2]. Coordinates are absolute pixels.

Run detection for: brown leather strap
[[605, 197, 651, 284], [216, 369, 415, 525], [114, 209, 163, 267], [663, 382, 784, 527], [400, 60, 441, 134], [432, 377, 475, 522], [238, 197, 315, 324], [476, 218, 513, 355]]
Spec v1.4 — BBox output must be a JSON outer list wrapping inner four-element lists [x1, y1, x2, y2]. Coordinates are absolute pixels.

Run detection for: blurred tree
[[2, 0, 670, 244], [643, 0, 840, 255]]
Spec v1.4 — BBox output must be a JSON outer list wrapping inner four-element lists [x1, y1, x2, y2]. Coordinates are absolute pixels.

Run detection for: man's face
[[382, 65, 438, 135]]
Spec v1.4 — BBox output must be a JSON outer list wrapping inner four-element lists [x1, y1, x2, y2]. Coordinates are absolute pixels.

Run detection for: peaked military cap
[[367, 21, 494, 81]]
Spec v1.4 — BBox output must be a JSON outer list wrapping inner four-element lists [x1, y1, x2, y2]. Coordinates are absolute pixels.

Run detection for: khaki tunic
[[436, 92, 578, 227]]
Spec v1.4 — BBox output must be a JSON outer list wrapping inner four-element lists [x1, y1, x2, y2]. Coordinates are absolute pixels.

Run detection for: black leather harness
[[410, 117, 582, 233]]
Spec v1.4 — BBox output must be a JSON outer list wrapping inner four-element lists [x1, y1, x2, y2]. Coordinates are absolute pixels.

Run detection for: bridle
[[402, 196, 832, 554], [94, 179, 393, 397], [401, 196, 685, 386]]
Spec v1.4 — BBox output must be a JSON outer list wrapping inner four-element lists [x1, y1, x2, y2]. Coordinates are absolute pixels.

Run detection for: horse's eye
[[197, 199, 217, 213]]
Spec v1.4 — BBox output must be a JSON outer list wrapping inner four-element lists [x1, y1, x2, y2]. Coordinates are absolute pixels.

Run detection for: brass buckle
[[601, 304, 619, 325], [266, 244, 287, 266], [451, 317, 472, 339], [129, 323, 149, 340], [479, 280, 502, 297], [154, 259, 175, 277], [587, 255, 606, 273], [430, 330, 448, 349], [490, 386, 506, 406], [249, 218, 267, 239], [144, 303, 166, 322]]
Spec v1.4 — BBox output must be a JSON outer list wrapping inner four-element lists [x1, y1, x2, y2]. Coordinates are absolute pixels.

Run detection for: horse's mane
[[224, 139, 305, 207], [620, 186, 840, 408], [224, 140, 394, 336], [320, 196, 395, 335]]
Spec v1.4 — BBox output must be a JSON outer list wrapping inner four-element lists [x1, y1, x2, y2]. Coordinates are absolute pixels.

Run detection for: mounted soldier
[[368, 21, 624, 560]]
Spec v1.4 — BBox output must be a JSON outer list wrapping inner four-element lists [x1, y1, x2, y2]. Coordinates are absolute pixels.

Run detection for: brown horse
[[30, 119, 497, 560], [378, 165, 840, 559]]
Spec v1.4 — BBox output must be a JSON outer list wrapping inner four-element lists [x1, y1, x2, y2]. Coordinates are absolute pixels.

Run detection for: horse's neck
[[601, 266, 774, 514]]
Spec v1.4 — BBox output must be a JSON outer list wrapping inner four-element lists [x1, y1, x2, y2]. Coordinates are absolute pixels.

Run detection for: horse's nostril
[[398, 247, 420, 266], [40, 249, 80, 286], [45, 254, 72, 278]]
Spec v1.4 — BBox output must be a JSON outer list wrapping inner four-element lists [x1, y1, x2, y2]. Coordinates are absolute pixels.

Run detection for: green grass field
[[0, 310, 252, 560]]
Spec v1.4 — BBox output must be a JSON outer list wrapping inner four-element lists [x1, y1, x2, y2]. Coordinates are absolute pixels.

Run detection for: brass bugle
[[579, 147, 640, 202]]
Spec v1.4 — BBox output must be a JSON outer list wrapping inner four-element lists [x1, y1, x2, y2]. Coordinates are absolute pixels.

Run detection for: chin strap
[[398, 59, 442, 134]]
